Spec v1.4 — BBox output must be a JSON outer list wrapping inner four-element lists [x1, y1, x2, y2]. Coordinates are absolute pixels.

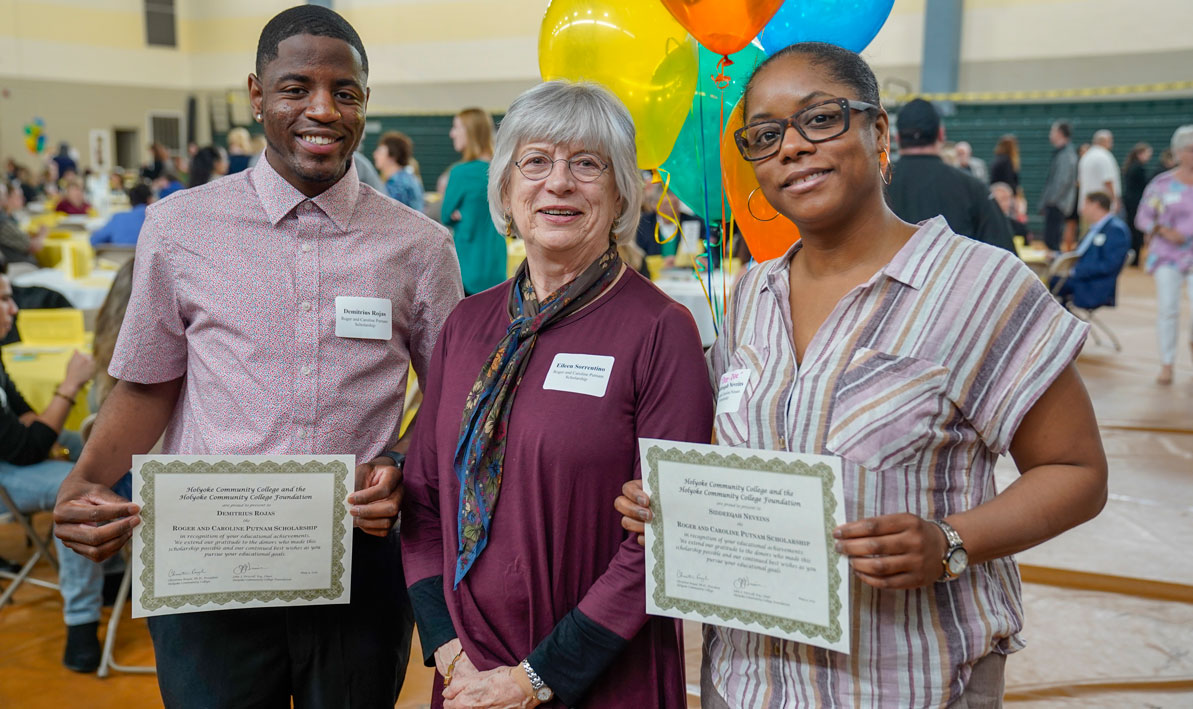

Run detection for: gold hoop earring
[[878, 149, 891, 186], [504, 213, 514, 239], [746, 187, 779, 222]]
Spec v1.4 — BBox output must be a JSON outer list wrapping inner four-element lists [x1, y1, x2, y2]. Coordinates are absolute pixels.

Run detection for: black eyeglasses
[[515, 151, 609, 182], [734, 98, 879, 161]]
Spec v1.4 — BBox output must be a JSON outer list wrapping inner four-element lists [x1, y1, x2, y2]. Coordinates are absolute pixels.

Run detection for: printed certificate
[[639, 439, 850, 654], [131, 455, 354, 618]]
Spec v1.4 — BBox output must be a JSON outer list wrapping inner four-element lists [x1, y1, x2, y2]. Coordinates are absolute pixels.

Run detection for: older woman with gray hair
[[401, 80, 713, 708], [1135, 124, 1193, 385]]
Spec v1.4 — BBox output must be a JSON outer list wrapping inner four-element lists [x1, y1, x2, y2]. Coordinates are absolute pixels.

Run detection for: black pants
[[148, 530, 413, 709], [1043, 205, 1065, 251]]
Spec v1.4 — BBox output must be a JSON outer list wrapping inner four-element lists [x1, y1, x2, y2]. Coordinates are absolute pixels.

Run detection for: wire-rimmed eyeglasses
[[734, 98, 879, 162], [514, 151, 609, 182]]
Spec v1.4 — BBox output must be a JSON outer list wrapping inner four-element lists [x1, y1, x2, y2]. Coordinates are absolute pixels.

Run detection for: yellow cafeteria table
[[1, 342, 92, 431]]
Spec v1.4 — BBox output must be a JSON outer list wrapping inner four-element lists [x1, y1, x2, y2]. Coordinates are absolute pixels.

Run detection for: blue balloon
[[757, 0, 895, 55]]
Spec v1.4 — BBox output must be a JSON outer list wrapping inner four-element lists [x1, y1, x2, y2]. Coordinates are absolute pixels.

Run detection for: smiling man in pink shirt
[[51, 6, 463, 707]]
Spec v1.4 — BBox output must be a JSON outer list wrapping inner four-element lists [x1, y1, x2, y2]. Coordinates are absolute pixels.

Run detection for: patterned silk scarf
[[452, 245, 622, 587]]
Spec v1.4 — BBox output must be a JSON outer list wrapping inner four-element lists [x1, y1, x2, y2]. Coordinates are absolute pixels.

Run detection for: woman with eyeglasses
[[617, 43, 1108, 707], [401, 80, 713, 708]]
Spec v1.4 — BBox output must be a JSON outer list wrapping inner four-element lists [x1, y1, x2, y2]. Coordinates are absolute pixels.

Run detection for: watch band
[[375, 451, 406, 468], [931, 519, 963, 548], [930, 519, 965, 580], [520, 659, 553, 700]]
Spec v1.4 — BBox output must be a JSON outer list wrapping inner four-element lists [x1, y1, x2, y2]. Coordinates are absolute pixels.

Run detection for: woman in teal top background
[[443, 108, 507, 295]]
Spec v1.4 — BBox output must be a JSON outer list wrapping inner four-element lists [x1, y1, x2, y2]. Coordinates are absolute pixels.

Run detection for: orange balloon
[[721, 102, 799, 262], [660, 0, 786, 57]]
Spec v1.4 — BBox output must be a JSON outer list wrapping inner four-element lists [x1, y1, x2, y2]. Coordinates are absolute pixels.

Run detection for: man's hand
[[350, 456, 403, 536], [53, 479, 140, 563], [833, 513, 948, 590]]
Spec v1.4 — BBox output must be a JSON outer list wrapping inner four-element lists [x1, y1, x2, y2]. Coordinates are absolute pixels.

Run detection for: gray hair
[[1093, 129, 1113, 146], [989, 181, 1013, 197], [488, 80, 643, 245], [1172, 125, 1193, 154]]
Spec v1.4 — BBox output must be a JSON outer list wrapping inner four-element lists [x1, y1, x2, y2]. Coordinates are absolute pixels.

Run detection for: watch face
[[947, 548, 969, 575], [536, 688, 553, 701]]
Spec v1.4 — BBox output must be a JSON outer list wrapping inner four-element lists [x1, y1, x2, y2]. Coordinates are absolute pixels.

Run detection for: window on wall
[[145, 0, 177, 48], [149, 112, 183, 156]]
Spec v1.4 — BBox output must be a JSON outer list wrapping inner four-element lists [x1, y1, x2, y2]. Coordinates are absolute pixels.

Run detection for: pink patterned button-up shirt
[[110, 155, 463, 461]]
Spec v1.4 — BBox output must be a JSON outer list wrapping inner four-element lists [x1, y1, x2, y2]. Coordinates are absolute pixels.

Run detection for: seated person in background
[[54, 178, 91, 215], [152, 172, 185, 200], [0, 261, 115, 673], [90, 184, 153, 247], [187, 146, 229, 188], [991, 181, 1029, 240], [140, 142, 170, 182], [1054, 191, 1131, 309], [0, 181, 46, 267], [656, 191, 707, 269], [635, 183, 708, 272], [373, 131, 425, 211]]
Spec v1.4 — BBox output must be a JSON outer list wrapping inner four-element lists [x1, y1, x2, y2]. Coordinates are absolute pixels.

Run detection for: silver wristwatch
[[520, 659, 554, 702], [930, 519, 969, 581]]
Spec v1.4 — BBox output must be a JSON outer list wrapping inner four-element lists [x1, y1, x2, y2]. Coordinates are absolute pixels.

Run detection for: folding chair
[[0, 483, 61, 609], [1048, 249, 1135, 352], [97, 549, 155, 677]]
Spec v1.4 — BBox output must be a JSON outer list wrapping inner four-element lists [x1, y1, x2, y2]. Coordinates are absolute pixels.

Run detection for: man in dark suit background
[[1054, 191, 1131, 309]]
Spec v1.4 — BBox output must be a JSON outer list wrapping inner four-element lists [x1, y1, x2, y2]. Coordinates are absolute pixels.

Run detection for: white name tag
[[542, 353, 615, 398], [716, 368, 750, 415], [335, 296, 392, 340]]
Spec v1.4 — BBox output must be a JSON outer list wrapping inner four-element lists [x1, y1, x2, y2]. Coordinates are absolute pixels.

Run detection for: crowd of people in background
[[2, 99, 1191, 392], [0, 6, 1184, 706]]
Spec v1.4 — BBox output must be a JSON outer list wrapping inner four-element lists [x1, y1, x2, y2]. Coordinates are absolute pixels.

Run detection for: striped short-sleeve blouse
[[703, 217, 1088, 707]]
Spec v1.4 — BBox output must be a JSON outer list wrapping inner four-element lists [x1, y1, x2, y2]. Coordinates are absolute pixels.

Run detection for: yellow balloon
[[539, 0, 698, 170]]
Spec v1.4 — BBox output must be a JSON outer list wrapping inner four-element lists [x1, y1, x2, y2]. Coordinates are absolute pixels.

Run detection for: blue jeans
[[0, 432, 129, 626]]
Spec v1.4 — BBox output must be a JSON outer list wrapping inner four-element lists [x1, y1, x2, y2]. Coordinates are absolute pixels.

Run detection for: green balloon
[[661, 43, 765, 222]]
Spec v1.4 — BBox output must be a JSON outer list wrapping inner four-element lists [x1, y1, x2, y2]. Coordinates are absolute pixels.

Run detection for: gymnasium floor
[[1, 268, 1190, 708]]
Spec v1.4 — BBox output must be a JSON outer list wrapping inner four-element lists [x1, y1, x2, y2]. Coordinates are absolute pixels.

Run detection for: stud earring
[[256, 113, 262, 122]]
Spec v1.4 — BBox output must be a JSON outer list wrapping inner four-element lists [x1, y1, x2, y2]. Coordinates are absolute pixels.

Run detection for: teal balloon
[[757, 0, 895, 55], [661, 43, 765, 222]]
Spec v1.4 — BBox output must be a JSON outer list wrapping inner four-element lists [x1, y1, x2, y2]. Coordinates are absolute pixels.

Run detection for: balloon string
[[718, 80, 729, 325], [694, 59, 718, 330], [713, 55, 733, 90], [651, 169, 682, 245], [691, 258, 719, 337]]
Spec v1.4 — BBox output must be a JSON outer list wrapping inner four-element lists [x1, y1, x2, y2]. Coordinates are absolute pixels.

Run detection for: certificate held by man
[[639, 439, 850, 654], [131, 455, 354, 618]]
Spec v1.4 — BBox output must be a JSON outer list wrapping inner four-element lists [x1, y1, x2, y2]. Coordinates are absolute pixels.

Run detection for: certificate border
[[645, 444, 843, 644], [138, 459, 350, 611]]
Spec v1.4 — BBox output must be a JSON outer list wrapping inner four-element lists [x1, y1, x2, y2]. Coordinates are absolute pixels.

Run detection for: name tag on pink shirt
[[542, 353, 615, 397], [716, 368, 750, 415], [335, 296, 392, 340]]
